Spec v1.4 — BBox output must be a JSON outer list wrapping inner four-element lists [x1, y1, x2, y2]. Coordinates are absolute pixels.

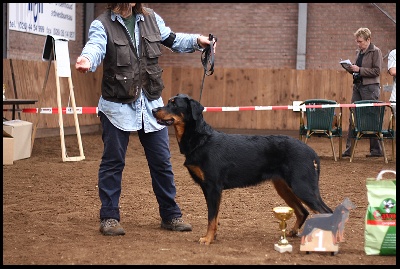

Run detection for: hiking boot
[[161, 217, 192, 232], [341, 152, 350, 158], [366, 153, 383, 158], [99, 218, 126, 236]]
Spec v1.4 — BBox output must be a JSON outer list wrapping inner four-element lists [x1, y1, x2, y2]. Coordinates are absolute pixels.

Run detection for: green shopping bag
[[364, 170, 396, 256]]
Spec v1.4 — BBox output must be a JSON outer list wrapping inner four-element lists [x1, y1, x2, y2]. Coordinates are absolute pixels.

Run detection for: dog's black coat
[[152, 94, 333, 245]]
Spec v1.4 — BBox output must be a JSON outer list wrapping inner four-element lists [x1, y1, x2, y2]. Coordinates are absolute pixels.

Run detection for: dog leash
[[199, 33, 217, 103]]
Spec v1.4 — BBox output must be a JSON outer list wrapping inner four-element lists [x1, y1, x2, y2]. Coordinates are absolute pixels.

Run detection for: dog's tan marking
[[186, 165, 205, 181], [167, 113, 185, 143], [199, 193, 222, 245], [213, 196, 222, 241], [173, 124, 185, 143], [199, 217, 218, 245], [272, 178, 308, 236], [154, 108, 185, 143]]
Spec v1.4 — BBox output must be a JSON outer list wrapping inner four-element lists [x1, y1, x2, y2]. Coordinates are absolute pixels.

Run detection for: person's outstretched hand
[[75, 56, 91, 73]]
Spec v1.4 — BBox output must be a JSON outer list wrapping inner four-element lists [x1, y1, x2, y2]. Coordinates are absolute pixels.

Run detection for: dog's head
[[341, 197, 357, 210], [152, 94, 204, 126]]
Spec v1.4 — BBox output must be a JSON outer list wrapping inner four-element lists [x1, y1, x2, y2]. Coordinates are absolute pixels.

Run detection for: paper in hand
[[340, 59, 352, 72]]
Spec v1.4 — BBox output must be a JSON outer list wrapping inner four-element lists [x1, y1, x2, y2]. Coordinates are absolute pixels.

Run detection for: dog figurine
[[298, 197, 356, 245], [152, 94, 333, 245]]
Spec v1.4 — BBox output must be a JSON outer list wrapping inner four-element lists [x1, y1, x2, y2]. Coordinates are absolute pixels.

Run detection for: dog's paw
[[287, 230, 299, 237], [199, 237, 212, 245]]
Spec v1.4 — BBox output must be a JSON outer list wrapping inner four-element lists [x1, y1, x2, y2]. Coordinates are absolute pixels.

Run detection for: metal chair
[[299, 99, 342, 161], [348, 100, 394, 163], [382, 104, 396, 161]]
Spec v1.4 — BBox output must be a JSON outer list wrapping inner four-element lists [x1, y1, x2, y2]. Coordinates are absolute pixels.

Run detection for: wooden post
[[42, 35, 85, 162]]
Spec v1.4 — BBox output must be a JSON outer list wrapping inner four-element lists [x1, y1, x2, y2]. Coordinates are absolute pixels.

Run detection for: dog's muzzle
[[156, 118, 174, 126], [152, 108, 174, 126]]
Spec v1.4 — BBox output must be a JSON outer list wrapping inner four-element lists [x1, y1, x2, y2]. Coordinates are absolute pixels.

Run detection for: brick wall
[[145, 3, 396, 70], [4, 3, 396, 70]]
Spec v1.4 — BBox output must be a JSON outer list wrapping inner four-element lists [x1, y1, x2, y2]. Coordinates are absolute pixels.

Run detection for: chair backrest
[[353, 100, 386, 133], [302, 99, 337, 131]]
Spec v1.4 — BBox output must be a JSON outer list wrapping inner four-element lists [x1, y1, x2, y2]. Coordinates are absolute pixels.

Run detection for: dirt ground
[[3, 128, 396, 265]]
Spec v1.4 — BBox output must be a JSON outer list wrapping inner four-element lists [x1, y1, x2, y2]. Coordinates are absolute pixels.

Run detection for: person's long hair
[[106, 3, 148, 16]]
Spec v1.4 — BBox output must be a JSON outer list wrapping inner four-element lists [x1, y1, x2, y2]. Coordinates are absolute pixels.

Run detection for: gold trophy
[[273, 206, 294, 253]]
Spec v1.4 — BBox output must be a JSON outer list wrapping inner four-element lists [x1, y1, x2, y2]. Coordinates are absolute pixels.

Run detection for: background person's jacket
[[353, 43, 382, 86]]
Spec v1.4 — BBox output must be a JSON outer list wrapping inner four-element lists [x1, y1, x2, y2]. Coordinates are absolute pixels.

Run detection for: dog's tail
[[303, 164, 333, 214], [316, 195, 333, 213], [304, 187, 333, 214], [313, 158, 333, 214]]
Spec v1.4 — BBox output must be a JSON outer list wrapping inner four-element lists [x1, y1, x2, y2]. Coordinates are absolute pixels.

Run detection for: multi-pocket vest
[[97, 8, 164, 103]]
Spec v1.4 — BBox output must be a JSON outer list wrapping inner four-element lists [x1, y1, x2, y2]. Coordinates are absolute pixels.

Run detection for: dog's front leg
[[199, 218, 218, 245], [199, 189, 222, 245]]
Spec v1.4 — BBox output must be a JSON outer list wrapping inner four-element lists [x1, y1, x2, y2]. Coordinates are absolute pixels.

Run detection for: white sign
[[54, 39, 72, 77], [8, 3, 76, 41]]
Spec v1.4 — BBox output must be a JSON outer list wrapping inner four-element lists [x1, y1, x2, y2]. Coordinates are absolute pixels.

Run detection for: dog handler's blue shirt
[[80, 11, 203, 133]]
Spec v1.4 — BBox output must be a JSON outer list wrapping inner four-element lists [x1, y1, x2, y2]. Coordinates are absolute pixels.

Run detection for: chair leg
[[329, 137, 337, 161], [304, 131, 311, 144], [349, 139, 359, 163], [380, 137, 388, 164], [338, 136, 342, 160], [391, 138, 395, 161]]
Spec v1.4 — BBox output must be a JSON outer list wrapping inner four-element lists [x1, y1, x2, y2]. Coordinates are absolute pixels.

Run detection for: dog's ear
[[189, 99, 204, 120]]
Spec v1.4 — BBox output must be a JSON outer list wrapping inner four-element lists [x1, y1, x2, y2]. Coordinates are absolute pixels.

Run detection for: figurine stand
[[274, 243, 293, 253], [299, 222, 339, 256], [299, 198, 356, 256]]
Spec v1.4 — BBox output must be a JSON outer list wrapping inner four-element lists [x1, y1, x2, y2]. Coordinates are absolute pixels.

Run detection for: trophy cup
[[273, 206, 294, 253]]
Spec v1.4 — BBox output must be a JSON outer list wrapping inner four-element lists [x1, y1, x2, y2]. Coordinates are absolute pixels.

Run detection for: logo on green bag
[[379, 198, 396, 220]]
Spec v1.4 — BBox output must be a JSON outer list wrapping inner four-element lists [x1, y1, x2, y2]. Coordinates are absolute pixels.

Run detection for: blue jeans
[[98, 111, 182, 222]]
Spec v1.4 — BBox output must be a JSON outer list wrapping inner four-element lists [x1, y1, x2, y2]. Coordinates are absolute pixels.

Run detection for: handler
[[75, 3, 217, 236]]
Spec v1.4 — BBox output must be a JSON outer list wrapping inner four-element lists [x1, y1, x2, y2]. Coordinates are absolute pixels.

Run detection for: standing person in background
[[342, 27, 383, 158], [387, 49, 396, 118], [75, 3, 217, 236]]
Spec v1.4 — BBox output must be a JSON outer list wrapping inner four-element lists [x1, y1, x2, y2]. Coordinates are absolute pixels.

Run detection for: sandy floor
[[3, 128, 396, 265]]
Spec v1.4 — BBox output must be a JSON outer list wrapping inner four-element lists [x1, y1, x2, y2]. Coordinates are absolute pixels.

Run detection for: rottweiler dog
[[152, 94, 333, 245]]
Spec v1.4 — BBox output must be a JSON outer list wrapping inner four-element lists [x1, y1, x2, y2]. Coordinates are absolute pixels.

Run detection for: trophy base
[[274, 243, 293, 253]]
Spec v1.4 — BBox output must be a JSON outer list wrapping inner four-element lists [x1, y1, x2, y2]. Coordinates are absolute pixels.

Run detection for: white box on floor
[[3, 130, 14, 165], [3, 120, 32, 161]]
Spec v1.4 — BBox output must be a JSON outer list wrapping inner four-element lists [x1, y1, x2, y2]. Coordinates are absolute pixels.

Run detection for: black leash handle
[[199, 34, 217, 102], [201, 34, 217, 75]]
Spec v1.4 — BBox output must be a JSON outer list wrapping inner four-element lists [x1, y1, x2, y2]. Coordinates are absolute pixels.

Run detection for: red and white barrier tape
[[203, 102, 393, 112], [3, 107, 98, 114], [2, 102, 393, 114]]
